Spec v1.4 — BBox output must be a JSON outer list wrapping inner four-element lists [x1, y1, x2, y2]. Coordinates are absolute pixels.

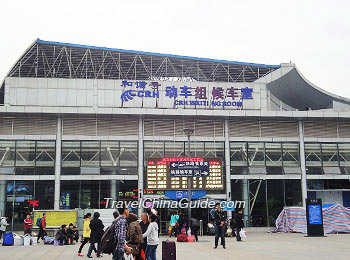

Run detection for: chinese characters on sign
[[146, 158, 223, 191], [119, 80, 254, 108]]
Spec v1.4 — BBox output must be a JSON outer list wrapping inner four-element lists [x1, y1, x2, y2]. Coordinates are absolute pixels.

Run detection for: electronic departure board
[[146, 157, 223, 191]]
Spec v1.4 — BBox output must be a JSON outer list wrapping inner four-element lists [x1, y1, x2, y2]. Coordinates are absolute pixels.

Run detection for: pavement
[[1, 233, 350, 260]]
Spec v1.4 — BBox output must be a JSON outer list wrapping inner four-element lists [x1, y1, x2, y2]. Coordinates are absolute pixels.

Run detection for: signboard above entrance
[[169, 161, 210, 177], [115, 80, 260, 110]]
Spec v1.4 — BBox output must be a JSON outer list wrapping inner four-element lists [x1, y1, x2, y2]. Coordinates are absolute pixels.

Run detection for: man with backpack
[[37, 213, 47, 243], [189, 217, 200, 242], [0, 216, 10, 244], [112, 207, 133, 260]]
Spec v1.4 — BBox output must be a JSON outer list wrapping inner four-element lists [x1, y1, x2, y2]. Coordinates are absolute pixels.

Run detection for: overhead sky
[[1, 0, 349, 98]]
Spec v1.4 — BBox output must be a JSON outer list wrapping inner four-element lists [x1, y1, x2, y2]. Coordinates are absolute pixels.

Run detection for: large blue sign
[[165, 190, 207, 200], [308, 205, 322, 225], [119, 80, 254, 108]]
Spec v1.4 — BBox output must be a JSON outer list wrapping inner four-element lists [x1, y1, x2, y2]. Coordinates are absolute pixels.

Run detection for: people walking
[[126, 213, 143, 257], [143, 214, 159, 260], [24, 214, 33, 235], [213, 203, 226, 249], [87, 212, 104, 258], [78, 213, 93, 257], [189, 217, 200, 242], [0, 216, 10, 243], [170, 212, 179, 237], [37, 213, 47, 243], [235, 209, 244, 242], [136, 212, 149, 260], [112, 207, 133, 260]]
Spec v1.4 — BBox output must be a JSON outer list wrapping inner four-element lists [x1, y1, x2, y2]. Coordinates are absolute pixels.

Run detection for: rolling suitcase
[[162, 240, 176, 260]]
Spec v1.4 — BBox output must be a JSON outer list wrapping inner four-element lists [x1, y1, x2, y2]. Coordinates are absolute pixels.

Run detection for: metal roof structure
[[4, 39, 280, 83]]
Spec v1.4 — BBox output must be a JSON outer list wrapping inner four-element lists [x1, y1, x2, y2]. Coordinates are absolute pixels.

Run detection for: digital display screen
[[146, 157, 223, 191]]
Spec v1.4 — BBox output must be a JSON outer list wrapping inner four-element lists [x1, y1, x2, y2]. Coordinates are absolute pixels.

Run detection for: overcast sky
[[1, 0, 349, 98]]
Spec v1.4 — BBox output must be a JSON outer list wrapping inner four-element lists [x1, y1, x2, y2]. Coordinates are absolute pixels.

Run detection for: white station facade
[[1, 39, 350, 229]]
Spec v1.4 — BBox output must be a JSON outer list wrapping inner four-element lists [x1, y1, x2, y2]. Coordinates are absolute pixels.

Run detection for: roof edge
[[36, 39, 281, 68]]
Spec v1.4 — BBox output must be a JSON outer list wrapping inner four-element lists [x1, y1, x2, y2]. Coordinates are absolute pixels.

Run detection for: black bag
[[162, 240, 176, 260], [100, 217, 122, 255]]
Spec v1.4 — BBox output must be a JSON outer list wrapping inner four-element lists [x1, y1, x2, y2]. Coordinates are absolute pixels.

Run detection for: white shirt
[[0, 217, 8, 232], [142, 222, 159, 245]]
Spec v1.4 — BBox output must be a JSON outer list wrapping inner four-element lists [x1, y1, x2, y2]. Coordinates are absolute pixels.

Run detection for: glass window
[[248, 143, 265, 166], [144, 141, 164, 159], [321, 143, 339, 167], [80, 181, 99, 209], [35, 181, 54, 210], [188, 142, 205, 158], [0, 141, 16, 166], [81, 141, 100, 167], [282, 143, 299, 167], [36, 141, 55, 168], [265, 143, 282, 167], [120, 142, 137, 167], [15, 141, 36, 167], [305, 143, 322, 167], [164, 141, 184, 157], [339, 143, 350, 167], [230, 142, 247, 167], [62, 141, 81, 167], [60, 181, 79, 209], [101, 141, 120, 167], [204, 142, 224, 158]]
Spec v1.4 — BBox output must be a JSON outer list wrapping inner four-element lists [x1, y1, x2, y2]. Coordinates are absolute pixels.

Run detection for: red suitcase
[[162, 240, 176, 260], [176, 234, 188, 242]]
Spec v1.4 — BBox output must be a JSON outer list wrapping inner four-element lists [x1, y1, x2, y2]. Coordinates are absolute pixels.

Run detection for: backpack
[[100, 216, 122, 254], [36, 217, 42, 227]]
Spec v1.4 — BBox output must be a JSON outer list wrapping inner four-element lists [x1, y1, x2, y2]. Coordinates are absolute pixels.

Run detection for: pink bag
[[181, 227, 186, 235], [187, 235, 195, 242]]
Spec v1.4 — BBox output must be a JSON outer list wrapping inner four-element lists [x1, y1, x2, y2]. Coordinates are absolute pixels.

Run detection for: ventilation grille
[[63, 117, 138, 136], [0, 117, 56, 135], [303, 121, 337, 138], [144, 119, 224, 137], [229, 120, 298, 138]]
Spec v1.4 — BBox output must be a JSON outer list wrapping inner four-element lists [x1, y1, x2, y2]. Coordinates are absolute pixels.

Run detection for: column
[[137, 118, 144, 217], [224, 120, 232, 218], [298, 120, 307, 207], [0, 180, 6, 216], [241, 179, 249, 226], [110, 180, 118, 200], [54, 117, 62, 210]]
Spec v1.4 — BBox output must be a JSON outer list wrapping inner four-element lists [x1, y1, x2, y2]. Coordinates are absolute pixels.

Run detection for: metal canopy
[[5, 39, 280, 83]]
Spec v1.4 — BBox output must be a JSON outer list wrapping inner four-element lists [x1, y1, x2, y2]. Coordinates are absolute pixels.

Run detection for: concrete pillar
[[54, 117, 62, 210], [0, 180, 6, 216], [298, 120, 307, 207], [137, 118, 144, 218], [224, 120, 232, 218], [241, 179, 249, 226], [110, 180, 118, 200]]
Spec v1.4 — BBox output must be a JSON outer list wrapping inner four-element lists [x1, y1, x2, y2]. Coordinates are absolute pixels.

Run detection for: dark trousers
[[24, 228, 32, 236], [112, 250, 125, 260], [236, 227, 242, 241], [37, 228, 47, 242], [88, 242, 100, 257], [192, 226, 199, 241], [0, 230, 3, 241], [214, 225, 225, 247], [78, 238, 89, 253]]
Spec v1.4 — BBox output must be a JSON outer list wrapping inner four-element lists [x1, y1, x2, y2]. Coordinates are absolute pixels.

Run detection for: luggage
[[14, 235, 23, 246], [2, 232, 14, 246], [43, 236, 54, 244], [187, 235, 195, 242], [31, 238, 38, 245], [162, 240, 176, 260], [180, 227, 186, 235], [187, 228, 191, 236], [239, 229, 247, 240], [23, 235, 31, 246], [176, 234, 188, 242], [36, 218, 42, 227]]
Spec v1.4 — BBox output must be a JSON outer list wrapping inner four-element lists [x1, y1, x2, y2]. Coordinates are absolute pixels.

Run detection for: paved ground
[[1, 233, 350, 260]]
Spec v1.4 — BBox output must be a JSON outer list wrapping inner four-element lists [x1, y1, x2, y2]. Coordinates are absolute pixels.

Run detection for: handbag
[[239, 229, 247, 239], [124, 253, 134, 260]]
